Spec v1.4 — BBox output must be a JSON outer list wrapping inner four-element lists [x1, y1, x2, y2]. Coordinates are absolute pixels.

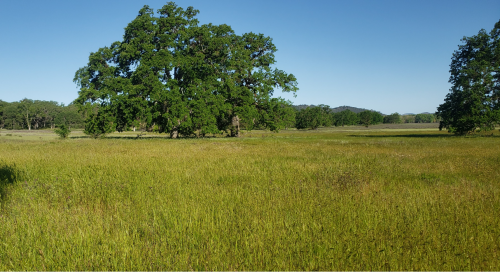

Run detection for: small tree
[[332, 109, 359, 127], [403, 115, 416, 123], [415, 113, 434, 123], [259, 98, 296, 131], [296, 107, 322, 130], [383, 113, 402, 124], [371, 111, 384, 124], [358, 110, 372, 127], [54, 124, 71, 139]]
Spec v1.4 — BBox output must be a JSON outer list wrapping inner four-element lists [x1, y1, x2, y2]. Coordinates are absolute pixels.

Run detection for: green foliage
[[257, 98, 296, 132], [318, 104, 334, 127], [0, 99, 84, 130], [54, 124, 71, 139], [82, 105, 116, 139], [415, 113, 435, 123], [55, 104, 84, 129], [402, 115, 416, 123], [295, 107, 317, 129], [332, 109, 359, 127], [383, 113, 402, 124], [295, 105, 331, 129], [370, 111, 384, 124], [436, 20, 500, 135], [74, 2, 298, 138], [0, 100, 7, 129], [353, 111, 384, 127], [358, 110, 372, 127]]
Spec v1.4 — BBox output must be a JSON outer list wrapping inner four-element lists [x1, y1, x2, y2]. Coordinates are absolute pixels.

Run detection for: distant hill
[[330, 105, 380, 114], [292, 104, 383, 114], [292, 104, 315, 111], [402, 112, 434, 116]]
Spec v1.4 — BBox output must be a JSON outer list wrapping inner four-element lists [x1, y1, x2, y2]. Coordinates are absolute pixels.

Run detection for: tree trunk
[[170, 119, 181, 138], [26, 112, 31, 130], [170, 127, 178, 139], [231, 115, 240, 137]]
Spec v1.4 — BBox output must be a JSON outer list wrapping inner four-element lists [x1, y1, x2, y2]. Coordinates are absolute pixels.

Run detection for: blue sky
[[0, 0, 498, 114]]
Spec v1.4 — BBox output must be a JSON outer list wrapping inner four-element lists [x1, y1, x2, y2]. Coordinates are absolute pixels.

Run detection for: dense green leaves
[[415, 113, 436, 123], [295, 105, 332, 130], [0, 99, 83, 130], [358, 110, 373, 127], [383, 113, 402, 124], [436, 20, 500, 135], [54, 124, 71, 139], [295, 107, 384, 129], [74, 2, 298, 138], [332, 110, 358, 127]]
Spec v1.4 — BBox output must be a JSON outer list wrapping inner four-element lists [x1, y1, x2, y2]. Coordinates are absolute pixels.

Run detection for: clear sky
[[0, 0, 498, 114]]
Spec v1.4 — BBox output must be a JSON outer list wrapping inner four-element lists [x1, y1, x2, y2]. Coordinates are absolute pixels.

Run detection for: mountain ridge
[[292, 104, 383, 114]]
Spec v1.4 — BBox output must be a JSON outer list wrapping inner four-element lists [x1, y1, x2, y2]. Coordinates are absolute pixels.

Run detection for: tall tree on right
[[436, 20, 500, 135]]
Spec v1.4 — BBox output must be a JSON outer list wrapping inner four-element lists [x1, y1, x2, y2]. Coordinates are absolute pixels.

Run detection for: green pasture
[[0, 127, 499, 270]]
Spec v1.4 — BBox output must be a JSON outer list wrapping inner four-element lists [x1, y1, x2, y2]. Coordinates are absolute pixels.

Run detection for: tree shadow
[[349, 133, 500, 138], [69, 135, 219, 140], [0, 164, 22, 204]]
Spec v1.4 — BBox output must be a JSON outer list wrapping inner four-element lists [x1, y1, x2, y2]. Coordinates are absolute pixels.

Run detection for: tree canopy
[[295, 105, 332, 130], [436, 20, 500, 135], [332, 109, 358, 127], [383, 113, 402, 124], [74, 2, 298, 138], [0, 99, 83, 130], [358, 110, 373, 127]]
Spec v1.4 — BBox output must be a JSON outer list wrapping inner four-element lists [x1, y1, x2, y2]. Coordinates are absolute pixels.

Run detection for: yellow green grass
[[0, 128, 499, 270]]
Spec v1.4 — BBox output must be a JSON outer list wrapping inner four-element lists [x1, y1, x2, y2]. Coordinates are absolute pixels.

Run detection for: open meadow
[[0, 125, 499, 270]]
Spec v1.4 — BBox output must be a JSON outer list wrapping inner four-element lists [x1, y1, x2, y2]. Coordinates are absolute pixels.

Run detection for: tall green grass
[[0, 129, 499, 270]]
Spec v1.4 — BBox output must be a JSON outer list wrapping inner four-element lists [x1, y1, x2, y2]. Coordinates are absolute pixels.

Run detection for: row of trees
[[0, 98, 440, 133], [400, 113, 439, 124], [294, 106, 439, 130], [294, 105, 384, 129], [0, 99, 84, 130]]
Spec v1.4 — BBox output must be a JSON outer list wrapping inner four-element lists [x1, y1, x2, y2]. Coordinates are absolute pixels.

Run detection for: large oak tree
[[74, 2, 298, 138]]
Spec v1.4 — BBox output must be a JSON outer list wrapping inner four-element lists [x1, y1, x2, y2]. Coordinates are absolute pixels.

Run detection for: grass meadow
[[0, 126, 499, 270]]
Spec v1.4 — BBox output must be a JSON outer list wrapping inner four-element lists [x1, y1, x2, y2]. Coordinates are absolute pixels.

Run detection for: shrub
[[54, 125, 71, 139]]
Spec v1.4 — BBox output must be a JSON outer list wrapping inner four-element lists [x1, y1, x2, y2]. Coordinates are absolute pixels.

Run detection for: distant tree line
[[294, 106, 439, 130], [0, 99, 440, 133], [400, 113, 439, 124], [294, 105, 384, 129], [0, 99, 84, 130]]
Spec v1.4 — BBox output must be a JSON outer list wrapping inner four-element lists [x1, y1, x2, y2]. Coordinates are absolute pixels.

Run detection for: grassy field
[[0, 126, 499, 270]]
